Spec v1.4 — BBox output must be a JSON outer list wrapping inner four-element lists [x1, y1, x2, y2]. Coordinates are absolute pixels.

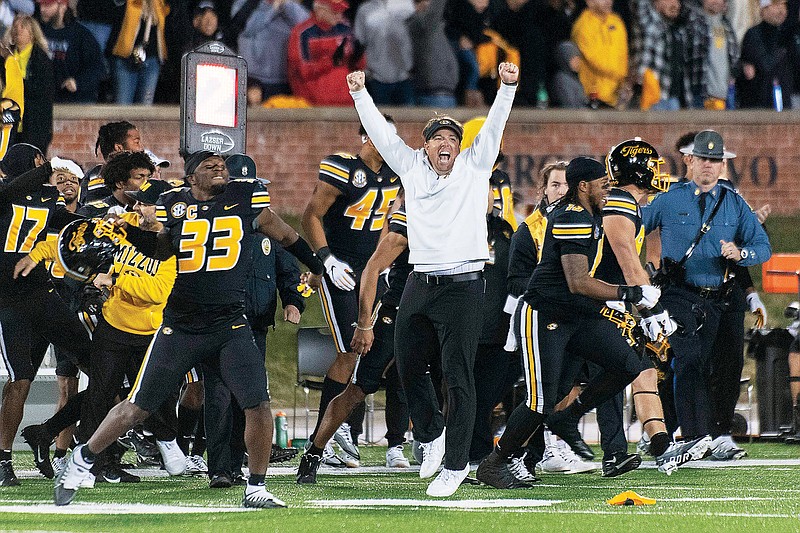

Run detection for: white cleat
[[185, 454, 208, 475], [426, 464, 470, 497], [386, 445, 411, 468], [157, 439, 187, 475], [53, 444, 94, 506], [418, 428, 446, 479], [242, 485, 287, 509]]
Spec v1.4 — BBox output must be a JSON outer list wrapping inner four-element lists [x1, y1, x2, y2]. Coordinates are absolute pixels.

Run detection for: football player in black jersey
[[297, 204, 412, 483], [301, 117, 400, 466], [592, 139, 710, 476], [53, 151, 324, 508], [476, 157, 660, 489], [0, 149, 89, 487], [78, 151, 154, 219]]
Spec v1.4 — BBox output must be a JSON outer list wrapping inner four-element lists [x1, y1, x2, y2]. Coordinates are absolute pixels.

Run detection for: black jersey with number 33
[[319, 153, 400, 271], [155, 179, 270, 330]]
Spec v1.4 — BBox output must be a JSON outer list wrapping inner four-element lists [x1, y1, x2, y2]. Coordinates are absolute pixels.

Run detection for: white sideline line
[[308, 498, 561, 509], [0, 503, 250, 514]]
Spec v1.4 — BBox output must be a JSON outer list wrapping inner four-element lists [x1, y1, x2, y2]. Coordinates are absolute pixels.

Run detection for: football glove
[[323, 254, 356, 291], [746, 292, 767, 329]]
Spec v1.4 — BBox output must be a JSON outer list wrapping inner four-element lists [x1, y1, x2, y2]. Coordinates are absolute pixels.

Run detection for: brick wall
[[52, 107, 800, 216]]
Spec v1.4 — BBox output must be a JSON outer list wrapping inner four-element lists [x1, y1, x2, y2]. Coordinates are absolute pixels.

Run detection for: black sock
[[44, 390, 85, 438], [191, 410, 206, 457], [307, 444, 324, 457], [496, 405, 545, 460], [80, 445, 97, 463], [650, 432, 671, 457], [309, 377, 347, 442], [0, 450, 11, 461], [248, 473, 265, 486], [54, 448, 68, 459], [177, 405, 201, 455]]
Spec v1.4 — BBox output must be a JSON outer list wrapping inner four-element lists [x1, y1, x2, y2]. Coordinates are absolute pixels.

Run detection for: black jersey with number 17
[[0, 184, 64, 297], [319, 153, 400, 271], [155, 179, 269, 331]]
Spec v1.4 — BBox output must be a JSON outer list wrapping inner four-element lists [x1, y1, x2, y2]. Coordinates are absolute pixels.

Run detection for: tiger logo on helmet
[[56, 218, 127, 282], [606, 138, 671, 193]]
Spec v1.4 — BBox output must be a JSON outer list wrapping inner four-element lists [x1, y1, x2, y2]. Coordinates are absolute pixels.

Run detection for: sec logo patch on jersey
[[352, 169, 367, 188], [171, 202, 187, 218]]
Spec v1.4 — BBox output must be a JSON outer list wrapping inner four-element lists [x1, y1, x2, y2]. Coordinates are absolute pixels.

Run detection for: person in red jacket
[[287, 0, 365, 106]]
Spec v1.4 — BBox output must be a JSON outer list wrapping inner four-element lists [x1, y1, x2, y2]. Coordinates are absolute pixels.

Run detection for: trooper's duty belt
[[413, 271, 483, 285], [682, 284, 722, 298]]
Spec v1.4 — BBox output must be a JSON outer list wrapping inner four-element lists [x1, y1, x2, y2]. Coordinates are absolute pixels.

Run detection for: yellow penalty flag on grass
[[607, 490, 656, 506]]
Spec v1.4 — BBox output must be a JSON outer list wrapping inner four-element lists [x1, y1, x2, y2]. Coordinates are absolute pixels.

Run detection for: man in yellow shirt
[[571, 0, 628, 108]]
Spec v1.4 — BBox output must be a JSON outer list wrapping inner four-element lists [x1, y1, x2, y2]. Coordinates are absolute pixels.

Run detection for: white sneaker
[[242, 484, 287, 508], [426, 464, 469, 497], [52, 456, 67, 477], [536, 445, 571, 473], [157, 439, 187, 476], [418, 428, 446, 479], [709, 435, 746, 461], [386, 445, 411, 468], [333, 423, 360, 459], [339, 449, 360, 468], [321, 442, 347, 468], [54, 444, 94, 506], [78, 473, 95, 489], [508, 454, 538, 483], [560, 447, 597, 474], [185, 454, 208, 475]]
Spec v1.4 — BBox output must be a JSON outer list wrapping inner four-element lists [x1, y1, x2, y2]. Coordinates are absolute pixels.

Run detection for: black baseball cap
[[125, 179, 174, 205], [566, 156, 607, 189], [423, 117, 463, 142], [226, 153, 256, 179]]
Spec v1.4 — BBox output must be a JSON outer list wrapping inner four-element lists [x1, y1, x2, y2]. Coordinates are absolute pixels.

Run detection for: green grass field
[[1, 444, 799, 532]]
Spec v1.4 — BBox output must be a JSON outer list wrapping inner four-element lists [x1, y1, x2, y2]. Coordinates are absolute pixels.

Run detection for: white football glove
[[652, 308, 677, 337], [637, 285, 661, 309], [323, 254, 356, 291], [604, 300, 627, 313], [639, 314, 664, 342], [504, 307, 517, 352], [746, 292, 767, 329]]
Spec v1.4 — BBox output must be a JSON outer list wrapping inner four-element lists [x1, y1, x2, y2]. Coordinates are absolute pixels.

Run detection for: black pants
[[76, 318, 176, 456], [470, 343, 519, 462], [662, 285, 743, 438], [395, 273, 484, 471]]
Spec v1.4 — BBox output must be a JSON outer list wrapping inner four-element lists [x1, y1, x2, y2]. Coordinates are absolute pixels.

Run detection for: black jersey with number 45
[[0, 185, 64, 296], [319, 153, 400, 271], [523, 201, 605, 319], [155, 179, 270, 330]]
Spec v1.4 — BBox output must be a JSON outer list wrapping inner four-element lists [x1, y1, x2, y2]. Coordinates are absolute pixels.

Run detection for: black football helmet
[[606, 139, 670, 192], [56, 218, 127, 282]]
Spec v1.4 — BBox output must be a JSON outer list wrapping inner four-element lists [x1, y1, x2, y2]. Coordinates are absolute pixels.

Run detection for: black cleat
[[209, 472, 233, 488], [0, 460, 20, 487], [231, 471, 248, 486], [296, 453, 322, 484], [546, 410, 595, 461], [270, 444, 299, 463], [476, 450, 532, 489], [601, 452, 642, 478], [21, 424, 54, 479], [96, 463, 140, 483]]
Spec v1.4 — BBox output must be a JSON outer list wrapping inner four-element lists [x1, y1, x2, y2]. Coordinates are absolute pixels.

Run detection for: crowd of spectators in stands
[[0, 0, 799, 118]]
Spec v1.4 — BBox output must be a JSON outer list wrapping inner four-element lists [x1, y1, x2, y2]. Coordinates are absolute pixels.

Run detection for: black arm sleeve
[[285, 236, 324, 275], [507, 224, 538, 297], [49, 208, 85, 232], [124, 225, 175, 260]]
